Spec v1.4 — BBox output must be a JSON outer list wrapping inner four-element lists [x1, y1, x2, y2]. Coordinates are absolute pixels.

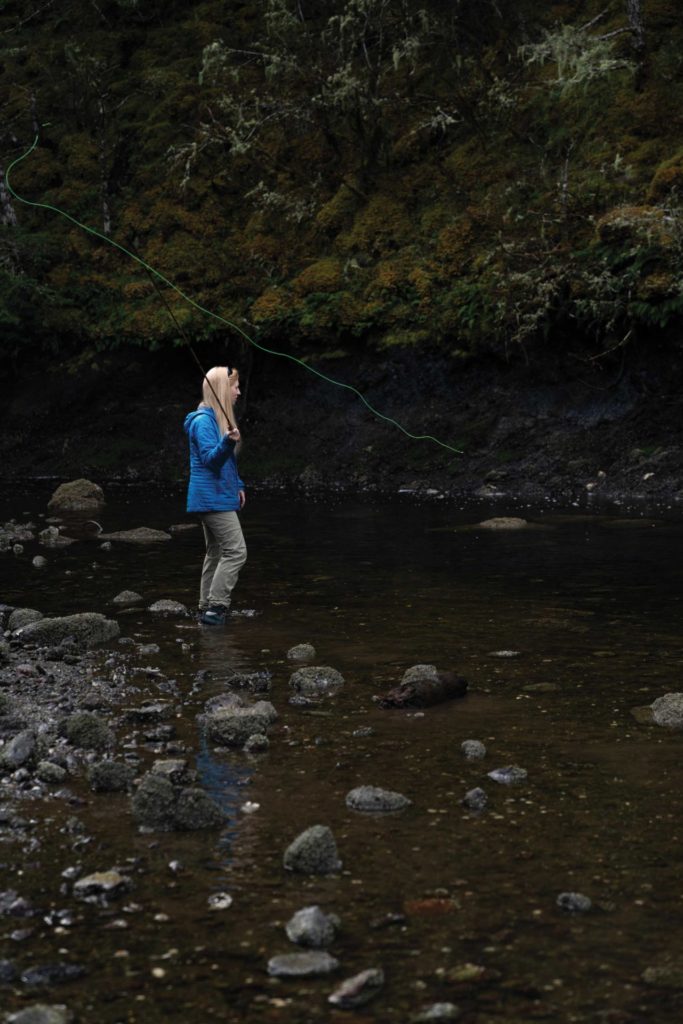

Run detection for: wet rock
[[328, 968, 384, 1008], [650, 692, 683, 729], [13, 543, 24, 555], [131, 772, 225, 832], [150, 759, 196, 786], [0, 958, 18, 982], [38, 527, 75, 549], [477, 517, 529, 530], [243, 733, 269, 753], [289, 666, 344, 696], [207, 892, 233, 911], [376, 667, 468, 709], [21, 964, 86, 986], [556, 892, 592, 913], [88, 760, 135, 793], [285, 906, 339, 948], [462, 787, 488, 811], [137, 643, 160, 656], [461, 740, 486, 760], [148, 599, 188, 617], [98, 527, 172, 544], [14, 613, 119, 647], [283, 825, 342, 874], [112, 590, 144, 607], [203, 700, 277, 747], [487, 765, 527, 785], [63, 713, 115, 752], [267, 952, 339, 978], [7, 1006, 74, 1024], [224, 670, 272, 694], [412, 1003, 462, 1022], [48, 479, 104, 514], [32, 556, 48, 569], [35, 761, 67, 785], [642, 962, 683, 988], [8, 608, 44, 632], [168, 523, 198, 534], [0, 730, 37, 770], [346, 785, 411, 813], [287, 643, 316, 661], [352, 726, 374, 738], [131, 774, 176, 831], [73, 871, 132, 901], [174, 788, 225, 830], [124, 701, 172, 724], [487, 649, 521, 658]]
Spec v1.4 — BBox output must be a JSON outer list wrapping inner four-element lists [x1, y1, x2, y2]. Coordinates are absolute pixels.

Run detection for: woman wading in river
[[184, 366, 246, 626]]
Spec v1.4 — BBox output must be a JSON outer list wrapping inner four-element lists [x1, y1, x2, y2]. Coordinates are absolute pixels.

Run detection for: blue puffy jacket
[[184, 407, 245, 513]]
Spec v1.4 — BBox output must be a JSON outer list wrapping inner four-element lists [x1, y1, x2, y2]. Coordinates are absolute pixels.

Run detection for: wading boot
[[199, 605, 227, 626]]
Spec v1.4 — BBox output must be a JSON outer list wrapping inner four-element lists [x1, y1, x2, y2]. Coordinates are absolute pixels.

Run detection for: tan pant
[[199, 511, 247, 610]]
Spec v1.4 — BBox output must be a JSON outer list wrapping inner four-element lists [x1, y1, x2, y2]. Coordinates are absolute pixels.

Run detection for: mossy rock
[[64, 712, 116, 752], [647, 148, 683, 203], [339, 196, 413, 256], [251, 287, 293, 325], [595, 205, 674, 247], [292, 259, 344, 297], [315, 183, 359, 233]]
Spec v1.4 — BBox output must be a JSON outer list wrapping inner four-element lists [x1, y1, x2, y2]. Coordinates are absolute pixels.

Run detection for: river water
[[1, 486, 683, 1023]]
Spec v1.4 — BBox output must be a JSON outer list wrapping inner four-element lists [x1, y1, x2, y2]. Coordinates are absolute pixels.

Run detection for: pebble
[[283, 825, 342, 875], [346, 785, 412, 813], [556, 892, 592, 913], [287, 643, 316, 661], [7, 1007, 73, 1024], [487, 765, 527, 785], [21, 963, 86, 986], [73, 870, 132, 901], [285, 905, 339, 948], [461, 740, 486, 760], [462, 787, 488, 811], [328, 967, 384, 1008], [267, 951, 339, 978], [207, 893, 233, 911], [412, 1004, 462, 1023]]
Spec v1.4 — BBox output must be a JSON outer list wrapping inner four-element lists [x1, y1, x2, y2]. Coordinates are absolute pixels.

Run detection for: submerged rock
[[112, 590, 144, 607], [7, 1007, 74, 1024], [267, 952, 339, 978], [48, 478, 104, 514], [243, 733, 269, 753], [14, 613, 119, 647], [287, 643, 316, 661], [38, 527, 75, 549], [224, 670, 272, 694], [131, 772, 225, 832], [73, 871, 132, 901], [21, 964, 86, 986], [462, 787, 488, 811], [487, 765, 527, 785], [412, 1003, 462, 1022], [461, 740, 486, 760], [285, 906, 339, 948], [376, 667, 468, 709], [477, 517, 529, 530], [289, 666, 344, 696], [203, 700, 277, 747], [98, 527, 172, 544], [642, 962, 683, 988], [346, 785, 411, 813], [283, 825, 342, 874], [88, 760, 135, 793], [328, 967, 384, 1008], [556, 892, 592, 913], [650, 692, 683, 729]]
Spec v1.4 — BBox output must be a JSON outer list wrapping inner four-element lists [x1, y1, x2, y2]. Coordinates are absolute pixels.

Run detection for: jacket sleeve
[[193, 415, 235, 471]]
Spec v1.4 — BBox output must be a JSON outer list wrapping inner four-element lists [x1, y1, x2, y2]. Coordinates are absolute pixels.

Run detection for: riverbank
[[2, 344, 682, 505]]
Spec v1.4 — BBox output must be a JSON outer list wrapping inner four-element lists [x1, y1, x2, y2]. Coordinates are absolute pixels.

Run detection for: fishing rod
[[5, 132, 464, 455]]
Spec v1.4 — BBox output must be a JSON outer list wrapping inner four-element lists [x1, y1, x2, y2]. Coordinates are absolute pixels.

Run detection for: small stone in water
[[287, 643, 316, 661], [346, 785, 411, 813], [285, 905, 339, 948], [241, 801, 260, 814], [487, 650, 521, 658], [461, 740, 486, 760], [487, 765, 527, 785], [7, 1006, 73, 1024], [556, 892, 592, 913], [462, 788, 487, 811], [412, 1004, 462, 1023], [207, 893, 233, 911], [267, 951, 339, 978], [328, 967, 384, 1008]]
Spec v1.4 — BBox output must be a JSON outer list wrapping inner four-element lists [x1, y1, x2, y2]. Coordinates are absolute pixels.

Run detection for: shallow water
[[2, 487, 683, 1023]]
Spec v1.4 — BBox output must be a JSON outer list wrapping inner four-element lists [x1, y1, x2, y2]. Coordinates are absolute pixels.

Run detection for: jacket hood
[[184, 407, 215, 434]]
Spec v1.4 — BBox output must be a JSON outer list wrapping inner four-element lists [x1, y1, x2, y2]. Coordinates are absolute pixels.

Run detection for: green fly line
[[5, 133, 463, 455]]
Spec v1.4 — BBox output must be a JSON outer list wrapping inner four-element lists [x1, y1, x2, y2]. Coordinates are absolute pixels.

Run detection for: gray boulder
[[36, 761, 67, 784], [48, 478, 104, 514], [462, 787, 488, 811], [0, 730, 37, 770], [7, 1006, 74, 1024], [63, 713, 115, 752], [289, 666, 344, 696], [203, 700, 277, 747], [285, 906, 339, 948], [651, 693, 683, 729], [461, 740, 486, 760], [148, 599, 188, 617], [8, 608, 43, 631], [38, 527, 75, 549], [174, 788, 225, 830], [88, 760, 135, 793], [287, 643, 316, 661], [346, 785, 411, 813], [401, 664, 438, 685], [111, 591, 144, 607], [131, 772, 225, 832], [73, 870, 131, 901], [557, 892, 592, 913], [14, 613, 120, 647], [283, 825, 342, 874]]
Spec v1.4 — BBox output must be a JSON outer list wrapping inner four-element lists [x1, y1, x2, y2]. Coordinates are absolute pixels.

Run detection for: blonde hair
[[200, 366, 239, 436]]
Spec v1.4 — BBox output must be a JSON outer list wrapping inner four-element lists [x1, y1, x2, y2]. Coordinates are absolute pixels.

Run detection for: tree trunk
[[626, 0, 645, 54], [0, 167, 18, 226]]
